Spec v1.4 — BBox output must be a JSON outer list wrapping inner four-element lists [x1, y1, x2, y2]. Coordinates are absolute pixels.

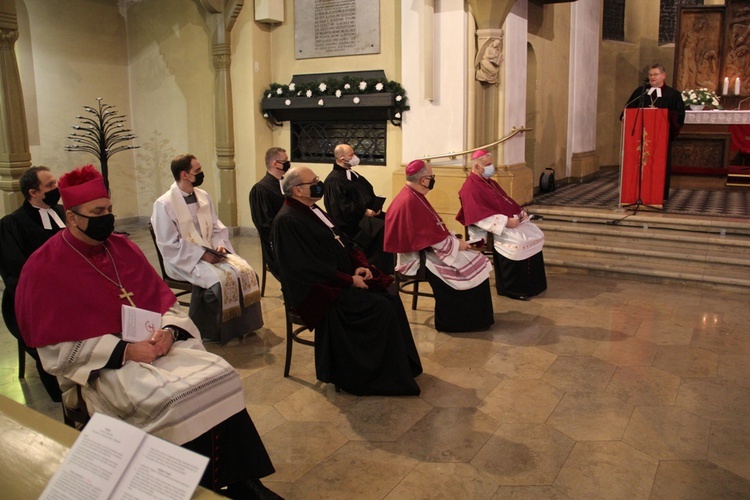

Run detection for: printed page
[[121, 305, 162, 342], [110, 434, 208, 500], [40, 413, 146, 500]]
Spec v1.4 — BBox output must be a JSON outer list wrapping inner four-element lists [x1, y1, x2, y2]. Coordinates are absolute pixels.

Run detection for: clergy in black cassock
[[272, 166, 422, 396], [249, 147, 288, 277], [0, 166, 64, 402], [622, 63, 686, 200], [323, 143, 394, 274]]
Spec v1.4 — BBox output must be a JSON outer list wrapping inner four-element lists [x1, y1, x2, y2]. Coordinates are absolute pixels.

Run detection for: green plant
[[261, 76, 410, 117]]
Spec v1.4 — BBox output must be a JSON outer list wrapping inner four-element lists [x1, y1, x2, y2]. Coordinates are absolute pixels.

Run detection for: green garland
[[262, 76, 410, 117]]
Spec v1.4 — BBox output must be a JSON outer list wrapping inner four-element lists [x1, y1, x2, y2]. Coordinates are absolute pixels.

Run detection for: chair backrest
[[147, 222, 192, 292]]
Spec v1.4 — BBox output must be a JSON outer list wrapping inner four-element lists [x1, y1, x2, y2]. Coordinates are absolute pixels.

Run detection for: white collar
[[37, 207, 65, 230]]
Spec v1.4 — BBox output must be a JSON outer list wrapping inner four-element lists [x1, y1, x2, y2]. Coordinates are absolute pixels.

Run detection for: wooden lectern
[[620, 108, 669, 207]]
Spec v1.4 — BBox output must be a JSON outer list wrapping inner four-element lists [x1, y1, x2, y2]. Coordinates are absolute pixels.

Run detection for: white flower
[[335, 89, 342, 98], [359, 81, 367, 91], [375, 82, 384, 91], [276, 87, 283, 95], [297, 91, 301, 96], [353, 97, 360, 104], [395, 95, 402, 101], [267, 93, 272, 98], [306, 90, 312, 97], [344, 83, 351, 90], [289, 83, 296, 91], [395, 112, 401, 118], [319, 83, 327, 92], [263, 113, 268, 118], [318, 99, 324, 106], [284, 99, 291, 106]]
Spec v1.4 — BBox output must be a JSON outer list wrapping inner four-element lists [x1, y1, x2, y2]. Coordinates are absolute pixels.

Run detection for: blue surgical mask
[[482, 164, 495, 178]]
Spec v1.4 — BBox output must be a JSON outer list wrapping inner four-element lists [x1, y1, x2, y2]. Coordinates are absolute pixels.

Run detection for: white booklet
[[40, 413, 208, 500], [121, 305, 162, 342]]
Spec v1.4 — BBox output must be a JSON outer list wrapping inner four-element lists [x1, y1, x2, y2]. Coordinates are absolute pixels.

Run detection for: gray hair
[[281, 167, 304, 198]]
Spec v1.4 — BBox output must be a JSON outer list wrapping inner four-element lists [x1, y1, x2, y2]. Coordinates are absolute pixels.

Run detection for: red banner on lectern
[[620, 108, 668, 206]]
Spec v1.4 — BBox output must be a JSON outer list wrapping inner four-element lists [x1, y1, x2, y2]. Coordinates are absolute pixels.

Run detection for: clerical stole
[[167, 184, 259, 321]]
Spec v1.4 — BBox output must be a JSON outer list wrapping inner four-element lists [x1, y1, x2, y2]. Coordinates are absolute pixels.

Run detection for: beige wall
[[14, 0, 135, 218], [262, 0, 403, 213], [125, 0, 216, 217], [527, 2, 571, 182]]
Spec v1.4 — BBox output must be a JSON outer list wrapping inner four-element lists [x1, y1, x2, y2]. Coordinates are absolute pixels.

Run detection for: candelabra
[[65, 98, 140, 190]]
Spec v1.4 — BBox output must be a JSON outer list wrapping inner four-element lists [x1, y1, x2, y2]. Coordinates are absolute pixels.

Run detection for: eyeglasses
[[295, 177, 320, 188], [422, 175, 436, 180]]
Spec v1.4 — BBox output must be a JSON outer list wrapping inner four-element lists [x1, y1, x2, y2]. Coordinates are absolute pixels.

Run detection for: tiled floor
[[2, 223, 750, 499]]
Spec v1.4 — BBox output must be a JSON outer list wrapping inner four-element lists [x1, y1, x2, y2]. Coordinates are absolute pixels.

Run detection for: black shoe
[[224, 479, 283, 500], [499, 292, 530, 301]]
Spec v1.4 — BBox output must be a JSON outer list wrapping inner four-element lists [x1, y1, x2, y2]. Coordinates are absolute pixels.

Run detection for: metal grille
[[602, 0, 625, 41], [290, 122, 387, 165]]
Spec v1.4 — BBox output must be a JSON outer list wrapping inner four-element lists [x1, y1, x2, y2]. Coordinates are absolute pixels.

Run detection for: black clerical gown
[[249, 172, 285, 276], [323, 162, 393, 274], [271, 198, 422, 396], [623, 83, 686, 199], [0, 201, 63, 401]]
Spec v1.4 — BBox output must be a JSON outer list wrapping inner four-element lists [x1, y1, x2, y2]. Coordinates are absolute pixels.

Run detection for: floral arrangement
[[262, 76, 410, 118], [681, 88, 721, 109]]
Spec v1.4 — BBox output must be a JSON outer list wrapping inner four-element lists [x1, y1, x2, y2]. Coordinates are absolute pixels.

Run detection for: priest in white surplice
[[151, 154, 262, 342]]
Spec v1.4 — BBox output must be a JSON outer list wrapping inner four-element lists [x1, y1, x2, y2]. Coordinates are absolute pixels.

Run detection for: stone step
[[537, 223, 750, 263], [523, 206, 750, 290], [543, 250, 750, 289]]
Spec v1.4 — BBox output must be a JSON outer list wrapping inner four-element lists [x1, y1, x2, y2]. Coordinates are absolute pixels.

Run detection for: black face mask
[[309, 181, 324, 198], [74, 212, 116, 242], [42, 188, 61, 207], [277, 160, 291, 172], [426, 177, 436, 190], [190, 172, 205, 187]]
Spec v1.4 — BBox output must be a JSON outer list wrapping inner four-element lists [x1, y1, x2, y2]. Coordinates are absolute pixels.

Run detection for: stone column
[[0, 0, 30, 213], [468, 0, 533, 204], [201, 0, 243, 229], [567, 0, 601, 181]]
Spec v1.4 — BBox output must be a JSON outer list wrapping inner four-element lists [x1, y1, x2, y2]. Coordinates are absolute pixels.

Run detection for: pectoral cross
[[333, 232, 345, 248], [119, 287, 136, 307]]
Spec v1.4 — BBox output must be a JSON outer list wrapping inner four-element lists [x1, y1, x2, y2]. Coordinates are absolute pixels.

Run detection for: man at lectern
[[622, 63, 686, 201]]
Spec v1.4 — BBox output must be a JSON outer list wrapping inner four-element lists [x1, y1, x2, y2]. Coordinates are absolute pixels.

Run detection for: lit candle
[[723, 77, 729, 95], [736, 77, 741, 95]]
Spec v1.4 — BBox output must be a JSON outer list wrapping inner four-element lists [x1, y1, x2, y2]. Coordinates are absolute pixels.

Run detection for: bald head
[[334, 144, 358, 169]]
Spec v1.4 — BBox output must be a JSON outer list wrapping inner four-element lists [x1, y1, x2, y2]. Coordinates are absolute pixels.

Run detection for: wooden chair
[[62, 385, 90, 430], [464, 225, 494, 258], [260, 252, 268, 297], [147, 222, 192, 306], [394, 250, 434, 310], [17, 340, 25, 379], [283, 303, 315, 377]]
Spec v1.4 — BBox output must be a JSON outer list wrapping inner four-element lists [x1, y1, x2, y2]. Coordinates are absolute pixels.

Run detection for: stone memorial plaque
[[295, 0, 380, 59]]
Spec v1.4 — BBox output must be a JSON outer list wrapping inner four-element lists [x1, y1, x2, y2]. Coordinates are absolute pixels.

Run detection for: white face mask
[[482, 164, 495, 178], [345, 154, 360, 167]]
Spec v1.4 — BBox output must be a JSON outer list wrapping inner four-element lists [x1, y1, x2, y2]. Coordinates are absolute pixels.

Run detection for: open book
[[40, 413, 208, 500]]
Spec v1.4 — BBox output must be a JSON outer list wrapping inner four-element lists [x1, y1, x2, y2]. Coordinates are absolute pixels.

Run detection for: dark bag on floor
[[539, 168, 556, 193]]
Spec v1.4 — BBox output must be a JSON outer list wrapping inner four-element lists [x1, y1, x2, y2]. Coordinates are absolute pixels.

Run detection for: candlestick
[[736, 77, 741, 95], [723, 77, 729, 95]]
